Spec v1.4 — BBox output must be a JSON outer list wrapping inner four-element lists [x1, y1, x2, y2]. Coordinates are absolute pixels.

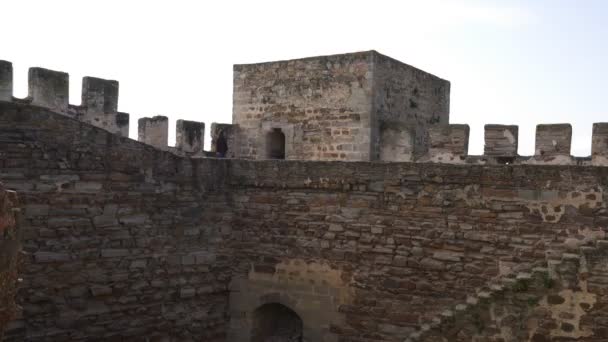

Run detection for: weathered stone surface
[[211, 123, 237, 158], [28, 67, 69, 113], [592, 122, 608, 165], [34, 252, 70, 263], [80, 77, 127, 136], [484, 124, 518, 157], [100, 249, 129, 258], [0, 183, 19, 339], [176, 119, 205, 155], [426, 124, 469, 162], [138, 116, 168, 149], [232, 50, 450, 161], [3, 52, 608, 342], [0, 61, 12, 102], [535, 123, 572, 156]]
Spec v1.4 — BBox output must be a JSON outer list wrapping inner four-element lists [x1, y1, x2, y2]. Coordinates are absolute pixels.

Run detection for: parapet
[[0, 59, 129, 136], [484, 124, 518, 158], [28, 67, 69, 113], [176, 120, 205, 155], [0, 61, 12, 102], [136, 116, 208, 155], [138, 116, 168, 150], [80, 77, 128, 136], [535, 124, 572, 156], [424, 124, 470, 163], [3, 57, 608, 166], [592, 123, 608, 164], [211, 123, 237, 158], [0, 58, 215, 156], [408, 122, 608, 166]]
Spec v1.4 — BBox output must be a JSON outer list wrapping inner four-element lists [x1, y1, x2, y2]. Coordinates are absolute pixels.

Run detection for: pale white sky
[[1, 0, 606, 156]]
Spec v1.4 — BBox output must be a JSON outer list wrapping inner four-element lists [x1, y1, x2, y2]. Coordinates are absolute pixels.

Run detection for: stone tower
[[231, 50, 450, 161]]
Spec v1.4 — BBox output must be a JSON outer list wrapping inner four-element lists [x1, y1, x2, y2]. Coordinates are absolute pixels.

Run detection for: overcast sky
[[1, 0, 606, 156]]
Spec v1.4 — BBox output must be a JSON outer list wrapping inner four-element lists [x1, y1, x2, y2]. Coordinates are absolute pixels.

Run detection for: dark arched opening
[[266, 128, 286, 159], [251, 303, 303, 342]]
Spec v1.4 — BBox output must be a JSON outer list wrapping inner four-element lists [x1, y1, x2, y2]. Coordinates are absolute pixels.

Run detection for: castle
[[1, 51, 608, 341]]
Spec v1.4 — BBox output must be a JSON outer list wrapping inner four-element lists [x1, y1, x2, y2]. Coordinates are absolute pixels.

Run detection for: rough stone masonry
[[2, 51, 608, 342], [0, 183, 20, 340]]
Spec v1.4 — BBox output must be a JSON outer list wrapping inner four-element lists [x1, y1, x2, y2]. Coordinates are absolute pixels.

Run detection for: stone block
[[118, 214, 148, 225], [81, 77, 118, 115], [432, 251, 463, 262], [28, 67, 69, 113], [34, 251, 70, 263], [130, 259, 147, 269], [74, 182, 103, 192], [100, 249, 129, 258], [138, 116, 168, 149], [93, 215, 118, 228], [180, 287, 196, 298], [484, 124, 518, 157], [176, 120, 205, 154], [535, 124, 572, 156], [193, 252, 216, 264], [0, 60, 12, 101], [80, 77, 127, 135], [370, 226, 383, 234], [329, 224, 343, 232], [89, 285, 112, 297], [47, 217, 90, 228], [420, 257, 445, 270], [24, 204, 49, 218], [181, 255, 196, 265], [427, 124, 469, 162], [592, 123, 608, 164]]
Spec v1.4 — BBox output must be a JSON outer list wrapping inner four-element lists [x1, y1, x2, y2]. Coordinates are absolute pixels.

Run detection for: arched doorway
[[251, 303, 303, 342], [266, 128, 286, 159]]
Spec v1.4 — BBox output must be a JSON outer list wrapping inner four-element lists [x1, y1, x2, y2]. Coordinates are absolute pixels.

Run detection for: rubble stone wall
[[222, 160, 608, 341], [3, 100, 608, 341], [232, 51, 375, 161], [0, 101, 231, 341]]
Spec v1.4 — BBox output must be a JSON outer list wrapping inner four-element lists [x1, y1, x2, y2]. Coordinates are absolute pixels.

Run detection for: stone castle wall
[[2, 55, 608, 341], [222, 160, 608, 341], [0, 60, 207, 158], [4, 98, 608, 340], [0, 101, 230, 341]]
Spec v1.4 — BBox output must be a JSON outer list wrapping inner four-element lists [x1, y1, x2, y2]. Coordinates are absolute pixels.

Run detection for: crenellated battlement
[[2, 53, 608, 167], [0, 59, 209, 154], [137, 116, 207, 156], [0, 61, 13, 102], [0, 59, 129, 136], [414, 122, 608, 166], [176, 119, 205, 154], [6, 50, 608, 342]]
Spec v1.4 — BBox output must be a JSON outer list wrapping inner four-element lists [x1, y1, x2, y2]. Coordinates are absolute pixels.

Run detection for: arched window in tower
[[251, 303, 303, 342], [266, 128, 286, 159]]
